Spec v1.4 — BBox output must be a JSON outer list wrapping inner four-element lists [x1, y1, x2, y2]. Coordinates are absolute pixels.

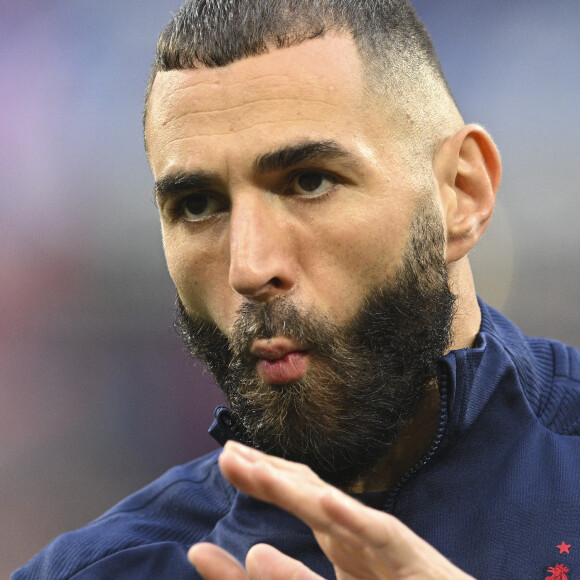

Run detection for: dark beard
[[175, 202, 456, 487]]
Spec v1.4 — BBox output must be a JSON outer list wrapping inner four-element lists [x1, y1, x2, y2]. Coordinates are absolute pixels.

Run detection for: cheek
[[304, 212, 407, 322], [332, 209, 405, 270], [162, 229, 233, 322]]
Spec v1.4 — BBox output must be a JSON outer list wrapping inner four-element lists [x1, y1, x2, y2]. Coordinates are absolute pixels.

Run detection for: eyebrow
[[154, 171, 221, 202], [253, 139, 359, 174], [154, 139, 359, 202]]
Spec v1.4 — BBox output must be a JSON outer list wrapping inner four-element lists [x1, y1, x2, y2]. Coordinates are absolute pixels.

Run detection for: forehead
[[145, 35, 390, 177]]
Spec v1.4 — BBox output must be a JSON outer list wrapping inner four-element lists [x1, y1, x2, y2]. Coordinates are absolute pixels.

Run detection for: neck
[[346, 383, 441, 493], [447, 256, 482, 351]]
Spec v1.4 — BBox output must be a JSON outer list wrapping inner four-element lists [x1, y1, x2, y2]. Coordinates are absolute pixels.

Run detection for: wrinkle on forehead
[[160, 96, 341, 130], [149, 98, 347, 156], [159, 122, 335, 145], [152, 70, 352, 120], [146, 35, 365, 121], [147, 84, 359, 158]]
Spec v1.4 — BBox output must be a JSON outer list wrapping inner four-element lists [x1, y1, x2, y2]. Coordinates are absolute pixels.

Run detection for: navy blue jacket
[[13, 302, 580, 579]]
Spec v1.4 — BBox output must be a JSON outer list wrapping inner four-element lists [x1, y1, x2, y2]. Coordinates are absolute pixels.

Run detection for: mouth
[[251, 338, 310, 385]]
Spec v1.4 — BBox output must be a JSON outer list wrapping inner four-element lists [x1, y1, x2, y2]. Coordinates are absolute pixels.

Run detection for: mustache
[[229, 298, 335, 360]]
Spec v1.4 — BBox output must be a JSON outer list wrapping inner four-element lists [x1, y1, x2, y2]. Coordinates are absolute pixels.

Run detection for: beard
[[175, 201, 456, 487]]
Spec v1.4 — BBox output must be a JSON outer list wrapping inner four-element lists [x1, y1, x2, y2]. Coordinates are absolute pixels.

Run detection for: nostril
[[270, 277, 283, 288]]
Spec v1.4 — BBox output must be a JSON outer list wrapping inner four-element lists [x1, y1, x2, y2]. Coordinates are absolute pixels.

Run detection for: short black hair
[[144, 0, 455, 123]]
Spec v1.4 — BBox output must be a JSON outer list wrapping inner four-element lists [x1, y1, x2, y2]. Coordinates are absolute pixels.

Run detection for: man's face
[[146, 35, 454, 485], [146, 34, 438, 334]]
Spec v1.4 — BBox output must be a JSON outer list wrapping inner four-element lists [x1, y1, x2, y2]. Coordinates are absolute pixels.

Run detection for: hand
[[188, 441, 475, 580]]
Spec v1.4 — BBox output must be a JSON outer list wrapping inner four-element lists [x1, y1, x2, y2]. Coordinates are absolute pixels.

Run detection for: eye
[[291, 172, 335, 197], [180, 194, 225, 221]]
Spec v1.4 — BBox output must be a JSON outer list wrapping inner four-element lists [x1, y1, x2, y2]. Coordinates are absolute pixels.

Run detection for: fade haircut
[[145, 0, 462, 155]]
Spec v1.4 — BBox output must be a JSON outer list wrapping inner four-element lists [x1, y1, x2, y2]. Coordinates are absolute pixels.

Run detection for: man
[[13, 1, 580, 579]]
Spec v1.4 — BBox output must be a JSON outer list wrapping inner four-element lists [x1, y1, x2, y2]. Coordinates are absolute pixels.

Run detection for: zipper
[[382, 366, 450, 513]]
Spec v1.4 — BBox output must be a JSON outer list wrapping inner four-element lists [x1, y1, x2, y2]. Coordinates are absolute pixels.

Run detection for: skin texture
[[145, 33, 502, 579]]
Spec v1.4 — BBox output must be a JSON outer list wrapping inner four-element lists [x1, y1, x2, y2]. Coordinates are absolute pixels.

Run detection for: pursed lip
[[250, 337, 310, 384], [250, 337, 308, 360]]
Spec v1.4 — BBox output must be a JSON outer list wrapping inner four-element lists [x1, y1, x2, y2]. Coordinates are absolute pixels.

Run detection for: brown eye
[[293, 172, 334, 196], [182, 195, 223, 221]]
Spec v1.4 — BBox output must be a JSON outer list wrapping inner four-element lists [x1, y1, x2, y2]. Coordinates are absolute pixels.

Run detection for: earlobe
[[436, 124, 502, 264]]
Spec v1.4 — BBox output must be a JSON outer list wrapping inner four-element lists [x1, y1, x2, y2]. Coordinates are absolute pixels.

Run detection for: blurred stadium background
[[1, 1, 579, 575]]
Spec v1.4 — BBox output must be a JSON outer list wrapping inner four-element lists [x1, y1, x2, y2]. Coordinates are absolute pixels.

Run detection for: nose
[[228, 196, 296, 301]]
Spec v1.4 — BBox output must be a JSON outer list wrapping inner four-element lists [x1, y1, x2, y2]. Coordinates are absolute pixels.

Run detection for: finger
[[219, 443, 394, 576], [246, 543, 325, 580], [219, 443, 408, 553], [318, 492, 476, 578], [219, 444, 475, 579], [218, 441, 342, 530], [319, 489, 412, 552], [188, 542, 248, 580], [220, 441, 308, 476], [222, 444, 441, 560]]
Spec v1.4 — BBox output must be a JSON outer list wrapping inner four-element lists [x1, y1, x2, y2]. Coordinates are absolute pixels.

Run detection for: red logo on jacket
[[546, 563, 569, 580]]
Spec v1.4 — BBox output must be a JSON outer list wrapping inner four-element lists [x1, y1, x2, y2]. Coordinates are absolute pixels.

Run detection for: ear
[[435, 124, 502, 264]]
